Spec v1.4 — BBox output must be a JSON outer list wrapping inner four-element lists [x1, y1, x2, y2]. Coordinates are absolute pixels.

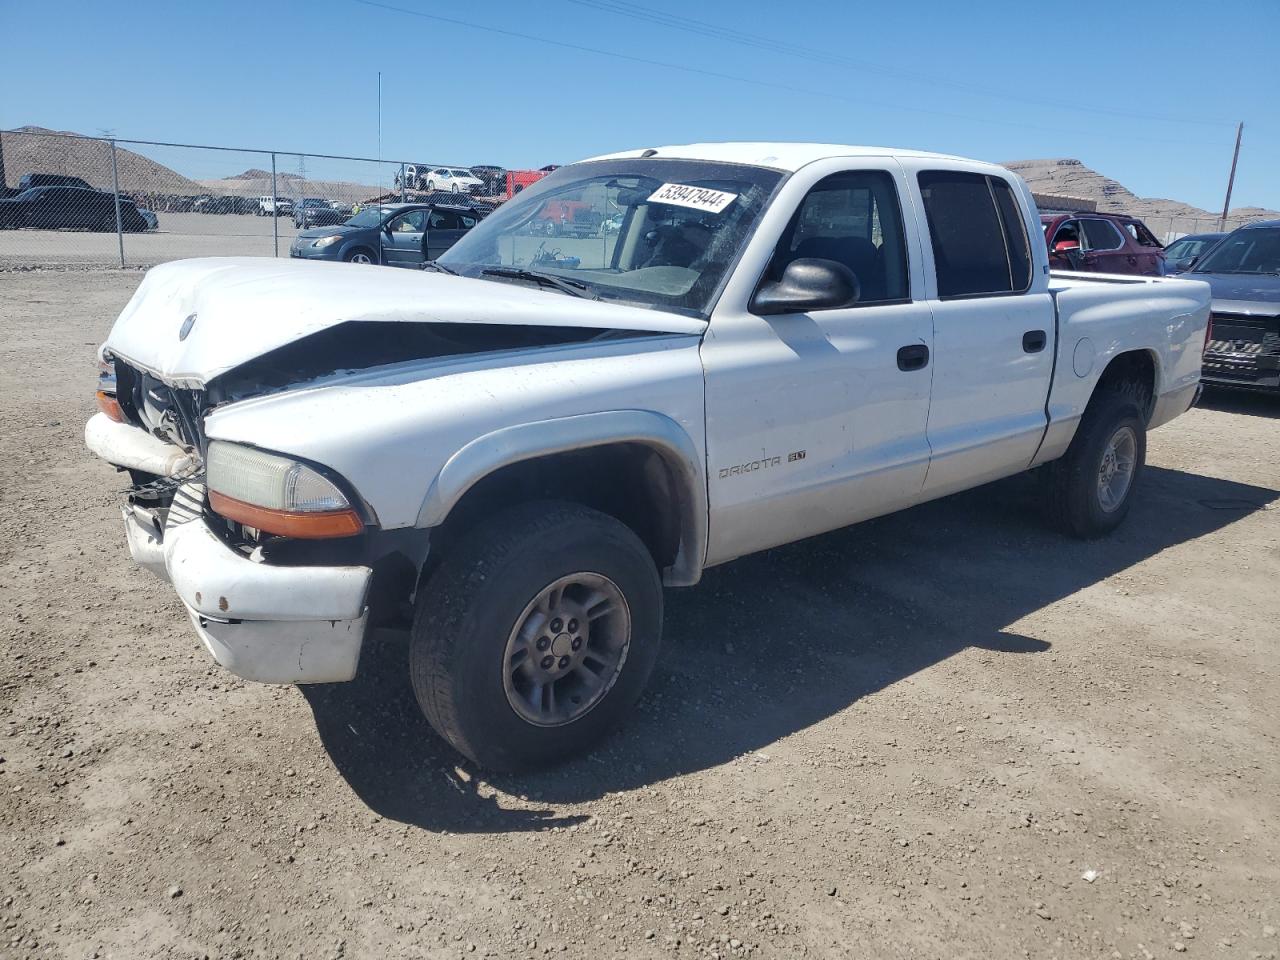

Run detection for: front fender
[[417, 410, 708, 586]]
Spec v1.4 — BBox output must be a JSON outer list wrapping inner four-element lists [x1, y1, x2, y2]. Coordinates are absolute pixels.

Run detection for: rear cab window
[[917, 171, 1032, 298]]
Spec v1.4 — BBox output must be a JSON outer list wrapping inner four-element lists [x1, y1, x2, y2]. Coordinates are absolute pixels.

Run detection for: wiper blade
[[422, 260, 457, 275], [480, 266, 599, 300]]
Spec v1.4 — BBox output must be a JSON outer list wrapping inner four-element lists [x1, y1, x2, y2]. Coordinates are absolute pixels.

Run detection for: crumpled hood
[[105, 257, 705, 385]]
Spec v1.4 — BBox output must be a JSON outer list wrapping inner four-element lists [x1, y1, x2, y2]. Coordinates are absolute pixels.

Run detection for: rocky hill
[[1002, 158, 1277, 233], [0, 126, 205, 194]]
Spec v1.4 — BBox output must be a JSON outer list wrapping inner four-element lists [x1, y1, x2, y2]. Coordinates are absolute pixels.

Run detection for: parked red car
[[1040, 212, 1165, 276]]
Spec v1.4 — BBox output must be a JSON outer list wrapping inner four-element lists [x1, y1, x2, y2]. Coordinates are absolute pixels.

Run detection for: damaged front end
[[87, 258, 706, 685], [87, 352, 375, 685]]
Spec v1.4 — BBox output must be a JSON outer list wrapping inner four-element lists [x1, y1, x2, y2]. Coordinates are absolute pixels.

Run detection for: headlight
[[95, 354, 124, 422], [206, 441, 363, 539], [313, 235, 343, 248]]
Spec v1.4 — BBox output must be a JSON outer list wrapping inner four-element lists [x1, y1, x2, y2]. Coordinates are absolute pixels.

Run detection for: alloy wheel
[[502, 572, 631, 727], [1097, 425, 1137, 513]]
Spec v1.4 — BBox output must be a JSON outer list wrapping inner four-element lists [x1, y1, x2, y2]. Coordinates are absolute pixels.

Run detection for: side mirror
[[751, 258, 860, 315]]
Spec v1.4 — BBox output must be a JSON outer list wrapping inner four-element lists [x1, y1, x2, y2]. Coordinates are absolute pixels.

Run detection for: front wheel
[[344, 247, 375, 264], [1043, 385, 1147, 538], [410, 502, 663, 771]]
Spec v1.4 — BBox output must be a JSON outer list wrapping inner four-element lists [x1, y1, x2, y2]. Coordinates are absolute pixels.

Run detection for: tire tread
[[1043, 379, 1147, 539], [411, 501, 657, 768]]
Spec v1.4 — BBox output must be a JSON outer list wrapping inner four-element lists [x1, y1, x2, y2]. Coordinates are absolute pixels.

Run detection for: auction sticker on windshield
[[647, 183, 738, 214]]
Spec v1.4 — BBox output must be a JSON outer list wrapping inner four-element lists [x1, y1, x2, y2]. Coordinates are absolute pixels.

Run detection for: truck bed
[[1033, 271, 1211, 465]]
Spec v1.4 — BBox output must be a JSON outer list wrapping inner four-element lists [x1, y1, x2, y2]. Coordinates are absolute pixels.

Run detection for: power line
[[567, 0, 1237, 129], [347, 0, 1219, 148]]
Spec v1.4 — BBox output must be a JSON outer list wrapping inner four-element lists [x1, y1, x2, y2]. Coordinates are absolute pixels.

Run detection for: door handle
[[1023, 330, 1047, 353], [896, 344, 929, 371]]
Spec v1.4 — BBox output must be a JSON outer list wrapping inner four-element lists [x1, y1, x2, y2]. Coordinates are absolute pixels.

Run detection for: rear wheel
[[1043, 384, 1147, 538], [410, 501, 663, 771]]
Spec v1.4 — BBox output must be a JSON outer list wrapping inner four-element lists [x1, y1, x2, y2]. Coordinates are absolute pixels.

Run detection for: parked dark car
[[1162, 232, 1227, 274], [469, 165, 506, 195], [18, 173, 93, 191], [1041, 212, 1165, 275], [289, 202, 483, 266], [293, 198, 347, 230], [1180, 220, 1280, 393], [0, 187, 149, 232]]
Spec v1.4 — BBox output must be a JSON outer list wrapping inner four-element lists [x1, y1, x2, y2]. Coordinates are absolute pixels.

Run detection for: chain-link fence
[[1, 127, 1270, 270], [1142, 214, 1254, 245], [0, 128, 531, 269]]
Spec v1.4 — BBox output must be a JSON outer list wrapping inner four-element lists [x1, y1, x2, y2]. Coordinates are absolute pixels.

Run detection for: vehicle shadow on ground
[[1198, 386, 1280, 419], [301, 465, 1277, 834]]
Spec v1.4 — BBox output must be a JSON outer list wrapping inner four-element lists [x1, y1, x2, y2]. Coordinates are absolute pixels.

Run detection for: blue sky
[[3, 0, 1277, 212]]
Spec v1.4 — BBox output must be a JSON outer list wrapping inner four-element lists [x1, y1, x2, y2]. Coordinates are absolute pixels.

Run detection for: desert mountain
[[1003, 158, 1277, 232], [1, 126, 205, 194]]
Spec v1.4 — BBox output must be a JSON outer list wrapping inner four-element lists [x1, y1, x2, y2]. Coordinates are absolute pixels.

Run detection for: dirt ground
[[1, 269, 1278, 960]]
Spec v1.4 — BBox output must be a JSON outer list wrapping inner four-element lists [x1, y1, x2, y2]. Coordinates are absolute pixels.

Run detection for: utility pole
[[1219, 122, 1243, 231], [376, 71, 382, 164]]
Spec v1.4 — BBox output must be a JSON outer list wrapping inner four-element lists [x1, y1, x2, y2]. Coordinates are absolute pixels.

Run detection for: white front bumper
[[125, 505, 372, 684], [92, 414, 372, 684]]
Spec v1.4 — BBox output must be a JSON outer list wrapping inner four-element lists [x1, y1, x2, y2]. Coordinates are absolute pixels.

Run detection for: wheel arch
[[1091, 347, 1159, 423], [417, 411, 708, 586], [343, 244, 376, 262]]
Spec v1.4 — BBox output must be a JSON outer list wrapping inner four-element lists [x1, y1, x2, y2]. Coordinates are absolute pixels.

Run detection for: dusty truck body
[[86, 143, 1210, 770]]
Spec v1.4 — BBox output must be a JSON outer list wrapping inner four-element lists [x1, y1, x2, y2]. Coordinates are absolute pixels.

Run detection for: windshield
[[451, 169, 472, 178], [343, 207, 393, 228], [1164, 236, 1218, 262], [1192, 226, 1280, 275], [438, 158, 784, 318]]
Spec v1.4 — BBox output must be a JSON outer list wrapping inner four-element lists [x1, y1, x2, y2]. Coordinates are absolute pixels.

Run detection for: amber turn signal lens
[[96, 390, 125, 423], [208, 490, 364, 540]]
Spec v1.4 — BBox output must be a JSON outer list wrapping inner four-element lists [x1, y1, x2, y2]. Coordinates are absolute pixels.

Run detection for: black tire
[[410, 501, 663, 771], [1043, 382, 1148, 538], [344, 247, 375, 264]]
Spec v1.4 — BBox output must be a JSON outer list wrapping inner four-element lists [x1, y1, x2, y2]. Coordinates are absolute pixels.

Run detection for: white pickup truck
[[86, 143, 1210, 770]]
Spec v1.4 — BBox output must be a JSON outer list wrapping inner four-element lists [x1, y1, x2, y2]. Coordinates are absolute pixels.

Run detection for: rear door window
[[428, 210, 462, 229], [917, 171, 1032, 298], [1081, 218, 1125, 251]]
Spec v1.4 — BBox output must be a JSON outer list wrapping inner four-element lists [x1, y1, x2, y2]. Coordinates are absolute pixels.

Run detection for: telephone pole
[[1219, 122, 1243, 231]]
